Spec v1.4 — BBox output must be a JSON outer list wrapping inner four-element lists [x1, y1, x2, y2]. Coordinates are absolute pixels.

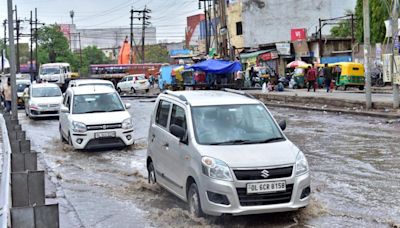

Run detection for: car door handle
[[162, 143, 169, 150], [151, 134, 155, 142]]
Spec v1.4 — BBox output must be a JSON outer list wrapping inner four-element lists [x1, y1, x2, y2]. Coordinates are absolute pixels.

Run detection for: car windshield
[[72, 92, 125, 114], [17, 83, 29, 92], [136, 75, 145, 80], [41, 67, 60, 75], [191, 104, 284, 145], [32, 87, 62, 97], [78, 83, 114, 88]]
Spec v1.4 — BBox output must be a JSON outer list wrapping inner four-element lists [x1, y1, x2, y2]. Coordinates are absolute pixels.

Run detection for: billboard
[[291, 28, 307, 41]]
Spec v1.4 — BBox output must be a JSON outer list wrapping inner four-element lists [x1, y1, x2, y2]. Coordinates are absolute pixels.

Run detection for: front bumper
[[198, 172, 311, 216], [70, 128, 134, 150], [28, 108, 60, 117]]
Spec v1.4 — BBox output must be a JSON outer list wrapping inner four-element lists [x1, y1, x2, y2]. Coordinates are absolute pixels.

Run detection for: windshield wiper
[[209, 139, 253, 145], [82, 110, 106, 114], [108, 109, 124, 112], [257, 137, 286, 144]]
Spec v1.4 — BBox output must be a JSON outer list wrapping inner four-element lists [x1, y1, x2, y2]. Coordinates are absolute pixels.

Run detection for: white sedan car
[[25, 83, 63, 118], [59, 85, 134, 150], [116, 74, 150, 94], [68, 79, 115, 89]]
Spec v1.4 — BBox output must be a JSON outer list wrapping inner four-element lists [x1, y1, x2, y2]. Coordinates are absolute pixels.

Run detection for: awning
[[185, 59, 242, 74], [239, 50, 272, 59]]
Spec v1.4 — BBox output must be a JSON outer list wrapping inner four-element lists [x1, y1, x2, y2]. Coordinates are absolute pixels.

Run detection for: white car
[[59, 85, 134, 150], [17, 79, 31, 107], [68, 79, 115, 89], [25, 83, 63, 118], [116, 74, 150, 94]]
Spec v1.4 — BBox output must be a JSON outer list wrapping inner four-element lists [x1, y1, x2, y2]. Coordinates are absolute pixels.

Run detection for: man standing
[[2, 78, 12, 112], [323, 64, 333, 93], [235, 70, 243, 90], [306, 65, 317, 92]]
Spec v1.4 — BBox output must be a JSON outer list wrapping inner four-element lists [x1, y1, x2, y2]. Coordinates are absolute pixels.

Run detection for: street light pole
[[392, 0, 399, 109], [363, 0, 372, 109], [7, 0, 18, 119]]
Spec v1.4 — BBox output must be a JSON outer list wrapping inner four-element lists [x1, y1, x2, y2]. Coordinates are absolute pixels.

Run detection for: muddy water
[[19, 100, 400, 228]]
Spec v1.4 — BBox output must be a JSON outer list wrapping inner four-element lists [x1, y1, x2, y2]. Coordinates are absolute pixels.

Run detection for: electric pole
[[363, 0, 372, 109], [35, 8, 39, 79], [212, 0, 219, 55], [132, 7, 151, 63], [15, 5, 20, 73], [29, 10, 33, 82], [392, 0, 399, 109], [7, 0, 18, 119], [130, 8, 134, 64], [1, 20, 6, 73]]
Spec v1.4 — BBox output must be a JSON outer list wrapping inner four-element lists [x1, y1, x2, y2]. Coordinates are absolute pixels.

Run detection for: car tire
[[131, 87, 136, 94], [187, 182, 204, 218], [147, 161, 156, 184], [117, 87, 122, 94]]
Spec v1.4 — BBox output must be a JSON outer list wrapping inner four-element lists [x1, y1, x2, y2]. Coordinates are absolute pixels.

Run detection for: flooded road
[[19, 99, 400, 227]]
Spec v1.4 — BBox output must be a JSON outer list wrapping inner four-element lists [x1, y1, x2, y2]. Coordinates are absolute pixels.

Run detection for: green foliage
[[144, 44, 169, 63], [83, 46, 109, 64], [355, 0, 390, 44], [37, 24, 71, 63], [330, 10, 354, 38]]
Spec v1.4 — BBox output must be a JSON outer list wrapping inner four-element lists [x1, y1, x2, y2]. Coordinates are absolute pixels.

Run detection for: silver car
[[146, 90, 310, 217]]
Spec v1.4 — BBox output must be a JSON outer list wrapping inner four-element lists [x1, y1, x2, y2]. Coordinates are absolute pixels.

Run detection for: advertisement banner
[[382, 54, 392, 83], [291, 28, 307, 41], [275, 43, 291, 55], [394, 56, 400, 85], [293, 40, 310, 57], [59, 24, 71, 41]]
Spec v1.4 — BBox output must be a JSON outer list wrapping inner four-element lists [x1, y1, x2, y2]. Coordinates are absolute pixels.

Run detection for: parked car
[[25, 83, 63, 118], [146, 90, 310, 217], [116, 74, 150, 94], [16, 79, 31, 107], [68, 79, 115, 89], [59, 85, 134, 150]]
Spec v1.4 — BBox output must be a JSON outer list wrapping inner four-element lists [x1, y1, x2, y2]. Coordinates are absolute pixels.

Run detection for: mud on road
[[19, 99, 400, 228]]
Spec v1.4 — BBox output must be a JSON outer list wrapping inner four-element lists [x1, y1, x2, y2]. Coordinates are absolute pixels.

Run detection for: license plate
[[247, 181, 286, 194], [95, 131, 116, 138]]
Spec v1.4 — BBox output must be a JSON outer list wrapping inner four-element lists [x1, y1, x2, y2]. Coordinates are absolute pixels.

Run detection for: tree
[[37, 24, 71, 63], [330, 10, 355, 38], [355, 0, 390, 44], [82, 46, 109, 65], [143, 44, 169, 63]]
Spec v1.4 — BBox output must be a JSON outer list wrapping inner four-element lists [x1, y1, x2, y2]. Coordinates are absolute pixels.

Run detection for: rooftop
[[69, 85, 116, 95]]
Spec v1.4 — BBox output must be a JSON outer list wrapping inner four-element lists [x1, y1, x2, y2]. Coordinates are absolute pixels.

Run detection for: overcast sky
[[0, 0, 203, 43]]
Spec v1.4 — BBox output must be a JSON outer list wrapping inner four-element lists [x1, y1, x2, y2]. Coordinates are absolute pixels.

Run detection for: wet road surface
[[19, 98, 400, 227]]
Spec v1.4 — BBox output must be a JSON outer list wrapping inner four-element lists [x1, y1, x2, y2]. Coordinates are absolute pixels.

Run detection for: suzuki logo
[[261, 170, 270, 178], [103, 125, 107, 130]]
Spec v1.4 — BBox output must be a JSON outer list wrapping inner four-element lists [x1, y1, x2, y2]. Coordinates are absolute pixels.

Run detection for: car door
[[163, 103, 189, 195], [60, 92, 71, 138], [149, 99, 173, 188]]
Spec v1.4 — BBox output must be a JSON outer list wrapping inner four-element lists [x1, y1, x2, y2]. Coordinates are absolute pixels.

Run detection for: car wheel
[[117, 87, 122, 94], [188, 182, 204, 217], [131, 87, 136, 94], [147, 161, 156, 184]]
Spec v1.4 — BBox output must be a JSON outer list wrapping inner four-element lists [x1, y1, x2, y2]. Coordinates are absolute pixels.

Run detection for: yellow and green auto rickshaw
[[330, 62, 365, 90], [292, 64, 312, 89]]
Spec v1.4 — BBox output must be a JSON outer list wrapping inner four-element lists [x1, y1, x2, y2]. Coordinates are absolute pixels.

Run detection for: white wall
[[242, 0, 356, 48]]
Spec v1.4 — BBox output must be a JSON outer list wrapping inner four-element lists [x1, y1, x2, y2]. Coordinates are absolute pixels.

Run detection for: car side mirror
[[125, 103, 131, 109], [60, 106, 69, 113], [170, 124, 187, 144], [278, 119, 287, 131]]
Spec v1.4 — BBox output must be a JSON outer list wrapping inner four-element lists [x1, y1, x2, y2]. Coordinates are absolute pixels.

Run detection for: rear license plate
[[95, 131, 116, 138], [247, 181, 286, 194]]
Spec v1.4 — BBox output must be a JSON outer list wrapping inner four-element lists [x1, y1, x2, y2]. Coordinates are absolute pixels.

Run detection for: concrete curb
[[0, 114, 12, 228], [264, 102, 400, 119]]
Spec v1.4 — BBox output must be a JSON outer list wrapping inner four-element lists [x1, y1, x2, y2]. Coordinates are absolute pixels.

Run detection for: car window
[[127, 76, 133, 81], [170, 105, 186, 130], [32, 87, 62, 97], [155, 100, 171, 128]]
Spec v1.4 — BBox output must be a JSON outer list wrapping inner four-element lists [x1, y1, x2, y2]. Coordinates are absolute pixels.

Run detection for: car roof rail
[[222, 88, 255, 99], [162, 90, 188, 102]]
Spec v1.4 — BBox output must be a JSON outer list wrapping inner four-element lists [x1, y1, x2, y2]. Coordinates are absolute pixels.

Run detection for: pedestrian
[[323, 63, 333, 93], [306, 65, 317, 92], [1, 78, 12, 113], [235, 70, 243, 90], [149, 74, 155, 88]]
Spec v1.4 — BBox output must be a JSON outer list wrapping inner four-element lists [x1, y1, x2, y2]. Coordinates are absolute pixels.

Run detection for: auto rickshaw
[[292, 64, 311, 89], [330, 62, 365, 90]]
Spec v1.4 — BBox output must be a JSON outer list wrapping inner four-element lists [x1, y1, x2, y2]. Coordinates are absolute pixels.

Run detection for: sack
[[262, 82, 268, 93]]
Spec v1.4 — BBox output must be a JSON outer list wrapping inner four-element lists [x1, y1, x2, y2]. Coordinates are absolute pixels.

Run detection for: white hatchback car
[[116, 74, 150, 94], [25, 83, 63, 118], [59, 85, 134, 150], [68, 79, 115, 89]]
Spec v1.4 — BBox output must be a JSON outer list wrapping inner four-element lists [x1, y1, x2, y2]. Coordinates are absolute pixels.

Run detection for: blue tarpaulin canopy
[[185, 59, 241, 74]]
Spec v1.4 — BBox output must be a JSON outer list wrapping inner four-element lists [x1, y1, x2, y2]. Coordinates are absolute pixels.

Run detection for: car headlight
[[201, 157, 233, 181], [295, 151, 309, 176], [72, 121, 87, 133], [122, 118, 133, 129]]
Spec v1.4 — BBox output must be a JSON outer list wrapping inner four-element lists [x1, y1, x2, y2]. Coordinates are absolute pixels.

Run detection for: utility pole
[[35, 8, 39, 79], [132, 7, 151, 63], [392, 0, 400, 109], [15, 5, 20, 73], [7, 0, 18, 119], [363, 0, 372, 109], [1, 20, 6, 73], [220, 0, 228, 59], [130, 8, 134, 64], [69, 10, 74, 51], [78, 33, 82, 72], [29, 10, 33, 82]]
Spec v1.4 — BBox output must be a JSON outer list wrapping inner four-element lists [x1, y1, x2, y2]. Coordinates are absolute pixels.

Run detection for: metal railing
[[0, 115, 11, 228]]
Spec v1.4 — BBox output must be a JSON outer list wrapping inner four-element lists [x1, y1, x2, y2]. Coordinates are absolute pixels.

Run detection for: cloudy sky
[[0, 0, 203, 43]]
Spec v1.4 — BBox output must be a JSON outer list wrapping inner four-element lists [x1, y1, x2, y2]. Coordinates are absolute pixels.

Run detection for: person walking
[[323, 63, 333, 93], [1, 78, 12, 112], [235, 70, 243, 90], [306, 65, 317, 92]]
